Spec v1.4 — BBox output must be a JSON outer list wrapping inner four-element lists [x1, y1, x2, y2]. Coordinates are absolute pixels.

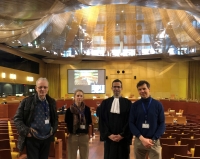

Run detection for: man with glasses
[[14, 77, 58, 159], [99, 79, 132, 159]]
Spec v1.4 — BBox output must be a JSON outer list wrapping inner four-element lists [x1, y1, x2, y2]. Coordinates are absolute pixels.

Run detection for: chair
[[0, 126, 8, 129], [0, 139, 11, 149], [58, 122, 66, 127], [171, 133, 190, 143], [0, 120, 8, 124], [165, 116, 174, 125], [174, 154, 200, 159], [58, 126, 68, 134], [177, 116, 187, 125], [186, 123, 197, 126], [160, 137, 176, 145], [176, 109, 184, 117], [55, 130, 66, 150], [0, 129, 9, 133], [177, 128, 190, 134], [185, 126, 198, 129], [192, 129, 200, 133], [166, 127, 174, 130], [0, 133, 10, 140], [181, 138, 200, 151], [169, 110, 176, 116], [183, 130, 199, 138], [0, 149, 12, 159], [161, 133, 170, 138], [173, 125, 184, 130], [0, 139, 19, 159], [167, 108, 171, 112], [194, 145, 200, 157], [92, 115, 98, 124], [165, 130, 180, 136], [88, 125, 94, 138], [194, 134, 200, 139], [49, 139, 63, 159], [165, 112, 170, 116], [92, 115, 99, 130], [58, 114, 65, 122], [49, 142, 55, 157], [162, 144, 189, 159]]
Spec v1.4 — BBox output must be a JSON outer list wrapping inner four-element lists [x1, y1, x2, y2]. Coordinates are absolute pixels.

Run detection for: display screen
[[67, 69, 105, 94]]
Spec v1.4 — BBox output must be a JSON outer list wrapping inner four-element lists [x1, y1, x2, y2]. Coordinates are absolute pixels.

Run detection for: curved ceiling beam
[[78, 0, 200, 17]]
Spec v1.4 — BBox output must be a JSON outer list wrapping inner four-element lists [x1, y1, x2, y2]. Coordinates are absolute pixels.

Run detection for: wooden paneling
[[8, 103, 19, 119], [56, 99, 104, 110], [1, 99, 200, 122], [0, 104, 8, 118]]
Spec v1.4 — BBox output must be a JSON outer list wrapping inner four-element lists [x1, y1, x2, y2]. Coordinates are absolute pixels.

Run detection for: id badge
[[80, 125, 86, 129], [142, 123, 149, 129], [45, 119, 49, 124]]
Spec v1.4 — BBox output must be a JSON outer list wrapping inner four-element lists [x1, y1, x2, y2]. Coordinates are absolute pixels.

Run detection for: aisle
[[77, 131, 135, 159]]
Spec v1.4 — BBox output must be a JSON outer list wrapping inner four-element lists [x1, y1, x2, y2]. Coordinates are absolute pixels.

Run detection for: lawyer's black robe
[[99, 97, 132, 159]]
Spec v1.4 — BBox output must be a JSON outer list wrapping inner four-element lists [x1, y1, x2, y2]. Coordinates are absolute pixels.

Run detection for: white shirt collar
[[110, 98, 120, 114]]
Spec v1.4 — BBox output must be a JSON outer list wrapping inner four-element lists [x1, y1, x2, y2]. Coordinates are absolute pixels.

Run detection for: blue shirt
[[30, 100, 51, 139], [129, 97, 165, 140]]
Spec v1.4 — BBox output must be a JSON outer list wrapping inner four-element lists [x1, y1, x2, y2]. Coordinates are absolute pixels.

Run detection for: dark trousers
[[25, 137, 52, 159], [104, 140, 130, 159]]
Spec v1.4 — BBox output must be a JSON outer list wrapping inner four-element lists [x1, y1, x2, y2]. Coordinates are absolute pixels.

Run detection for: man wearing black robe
[[99, 79, 132, 159]]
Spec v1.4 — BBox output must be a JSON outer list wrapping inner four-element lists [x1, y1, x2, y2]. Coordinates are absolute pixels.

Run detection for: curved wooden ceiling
[[0, 0, 200, 63]]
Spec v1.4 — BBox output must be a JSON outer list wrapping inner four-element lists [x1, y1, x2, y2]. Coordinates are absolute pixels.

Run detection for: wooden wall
[[2, 99, 200, 123], [60, 61, 188, 100]]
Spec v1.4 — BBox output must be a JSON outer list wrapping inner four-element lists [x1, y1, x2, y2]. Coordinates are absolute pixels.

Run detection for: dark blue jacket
[[129, 97, 165, 140]]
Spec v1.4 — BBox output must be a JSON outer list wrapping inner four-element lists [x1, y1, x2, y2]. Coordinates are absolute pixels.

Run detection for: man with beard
[[99, 79, 132, 159]]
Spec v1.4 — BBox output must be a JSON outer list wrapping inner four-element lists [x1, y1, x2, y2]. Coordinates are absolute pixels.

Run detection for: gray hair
[[36, 77, 49, 86]]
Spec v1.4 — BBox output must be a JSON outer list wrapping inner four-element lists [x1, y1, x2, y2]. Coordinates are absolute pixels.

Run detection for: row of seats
[[174, 154, 200, 159], [159, 123, 200, 159], [162, 144, 200, 159], [0, 120, 63, 159]]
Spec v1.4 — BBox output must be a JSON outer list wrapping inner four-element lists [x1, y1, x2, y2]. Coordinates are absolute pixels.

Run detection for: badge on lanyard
[[45, 119, 49, 124], [42, 100, 49, 124], [142, 123, 150, 128], [142, 98, 152, 129], [80, 125, 86, 129]]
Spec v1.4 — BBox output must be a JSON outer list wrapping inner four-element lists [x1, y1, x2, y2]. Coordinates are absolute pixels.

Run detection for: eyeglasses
[[37, 86, 48, 89], [112, 86, 121, 88]]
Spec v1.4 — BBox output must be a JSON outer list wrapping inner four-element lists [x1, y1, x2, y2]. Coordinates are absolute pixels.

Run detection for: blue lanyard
[[41, 100, 48, 119], [142, 98, 152, 122]]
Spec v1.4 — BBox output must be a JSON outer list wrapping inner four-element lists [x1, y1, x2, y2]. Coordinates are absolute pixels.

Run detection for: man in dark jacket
[[129, 80, 165, 159], [14, 77, 58, 159], [99, 79, 132, 159]]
